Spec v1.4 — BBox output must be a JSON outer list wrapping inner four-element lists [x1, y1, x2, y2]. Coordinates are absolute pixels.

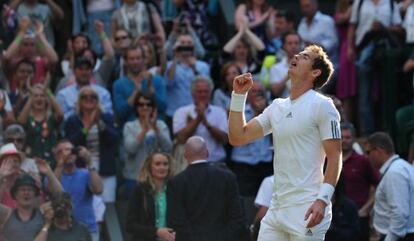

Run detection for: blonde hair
[[75, 86, 102, 114], [137, 152, 176, 193], [30, 83, 52, 116]]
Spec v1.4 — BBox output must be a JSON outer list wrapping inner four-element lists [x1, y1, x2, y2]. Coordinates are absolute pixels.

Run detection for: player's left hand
[[304, 199, 327, 228]]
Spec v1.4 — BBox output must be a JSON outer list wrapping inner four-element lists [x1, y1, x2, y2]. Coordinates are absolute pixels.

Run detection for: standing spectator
[[64, 86, 119, 202], [164, 33, 209, 120], [8, 59, 35, 115], [123, 93, 172, 195], [173, 77, 228, 163], [18, 84, 63, 166], [9, 0, 64, 46], [61, 33, 91, 78], [110, 0, 165, 42], [264, 9, 296, 55], [111, 29, 133, 80], [2, 18, 58, 90], [56, 56, 113, 120], [33, 192, 92, 241], [113, 46, 166, 127], [298, 0, 338, 66], [222, 18, 265, 75], [212, 62, 242, 113], [126, 152, 176, 241], [53, 140, 103, 241], [335, 0, 356, 123], [341, 122, 379, 241], [347, 0, 402, 135], [167, 136, 246, 241], [0, 174, 54, 241], [365, 132, 414, 241], [235, 0, 274, 43], [325, 175, 360, 241], [266, 31, 301, 99]]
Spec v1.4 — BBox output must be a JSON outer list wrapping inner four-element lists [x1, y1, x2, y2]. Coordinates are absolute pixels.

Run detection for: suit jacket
[[167, 162, 245, 241], [126, 183, 158, 241]]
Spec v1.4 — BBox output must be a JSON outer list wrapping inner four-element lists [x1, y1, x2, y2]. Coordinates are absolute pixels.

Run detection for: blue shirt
[[164, 60, 210, 117], [113, 74, 166, 126], [231, 104, 273, 165], [61, 169, 97, 233], [56, 84, 113, 120]]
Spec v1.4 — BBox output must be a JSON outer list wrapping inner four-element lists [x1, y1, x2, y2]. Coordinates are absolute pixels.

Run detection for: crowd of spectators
[[0, 0, 413, 240]]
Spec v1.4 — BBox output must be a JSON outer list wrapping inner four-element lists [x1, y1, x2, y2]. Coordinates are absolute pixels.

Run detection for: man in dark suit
[[167, 136, 246, 241]]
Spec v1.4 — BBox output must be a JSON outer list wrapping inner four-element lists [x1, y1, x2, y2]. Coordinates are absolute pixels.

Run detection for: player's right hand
[[233, 73, 253, 94]]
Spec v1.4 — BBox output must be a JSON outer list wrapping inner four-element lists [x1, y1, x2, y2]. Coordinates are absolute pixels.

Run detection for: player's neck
[[290, 84, 312, 100]]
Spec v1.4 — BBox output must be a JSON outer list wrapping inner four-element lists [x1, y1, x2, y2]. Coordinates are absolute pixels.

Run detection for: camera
[[176, 45, 194, 53], [71, 146, 87, 168]]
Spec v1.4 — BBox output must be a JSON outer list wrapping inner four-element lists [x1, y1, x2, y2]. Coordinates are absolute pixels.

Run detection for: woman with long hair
[[64, 86, 120, 202], [18, 83, 63, 166], [123, 92, 172, 195], [126, 152, 176, 241], [212, 62, 242, 113]]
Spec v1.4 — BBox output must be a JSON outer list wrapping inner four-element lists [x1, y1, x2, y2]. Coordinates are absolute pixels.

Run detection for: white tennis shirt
[[256, 90, 341, 209]]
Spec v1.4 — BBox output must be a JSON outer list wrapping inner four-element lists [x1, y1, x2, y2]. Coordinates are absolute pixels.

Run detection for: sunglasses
[[80, 94, 98, 101], [115, 35, 129, 41]]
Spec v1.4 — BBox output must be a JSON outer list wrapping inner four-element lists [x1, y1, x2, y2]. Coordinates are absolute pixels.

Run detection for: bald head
[[184, 136, 209, 163]]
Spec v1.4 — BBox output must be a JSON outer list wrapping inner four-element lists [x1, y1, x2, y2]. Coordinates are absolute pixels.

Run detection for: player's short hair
[[305, 45, 334, 89], [366, 132, 395, 154]]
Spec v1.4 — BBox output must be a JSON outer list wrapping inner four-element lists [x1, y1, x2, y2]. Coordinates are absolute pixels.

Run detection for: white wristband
[[316, 183, 335, 205], [230, 91, 247, 112]]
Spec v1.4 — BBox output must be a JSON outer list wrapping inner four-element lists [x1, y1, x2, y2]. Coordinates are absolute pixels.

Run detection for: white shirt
[[403, 3, 414, 43], [269, 57, 291, 96], [373, 154, 414, 241], [255, 175, 274, 208], [256, 90, 341, 209], [350, 0, 402, 45], [173, 104, 228, 162]]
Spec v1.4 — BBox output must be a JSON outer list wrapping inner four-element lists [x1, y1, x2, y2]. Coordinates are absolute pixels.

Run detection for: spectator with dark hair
[[126, 152, 176, 241], [164, 33, 209, 121], [17, 84, 63, 166], [2, 17, 58, 90], [212, 62, 242, 113], [235, 0, 274, 43], [111, 28, 133, 80], [56, 56, 113, 120], [0, 174, 54, 241], [113, 46, 166, 127], [64, 86, 119, 202], [325, 174, 360, 241], [173, 76, 228, 163], [365, 132, 414, 241], [8, 59, 35, 115], [265, 9, 296, 55], [341, 122, 379, 241], [61, 33, 91, 77], [222, 17, 265, 75], [53, 141, 103, 241], [33, 192, 92, 241], [123, 92, 172, 195]]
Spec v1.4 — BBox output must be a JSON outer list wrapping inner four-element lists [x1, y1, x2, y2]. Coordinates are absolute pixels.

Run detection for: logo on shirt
[[286, 112, 292, 118], [306, 229, 313, 236]]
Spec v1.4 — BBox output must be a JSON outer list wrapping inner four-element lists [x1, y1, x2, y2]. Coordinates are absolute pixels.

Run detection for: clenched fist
[[233, 73, 253, 94]]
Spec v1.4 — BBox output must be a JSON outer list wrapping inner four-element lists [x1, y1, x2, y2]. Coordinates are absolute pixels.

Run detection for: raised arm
[[228, 73, 265, 146], [44, 0, 64, 20], [34, 21, 58, 66]]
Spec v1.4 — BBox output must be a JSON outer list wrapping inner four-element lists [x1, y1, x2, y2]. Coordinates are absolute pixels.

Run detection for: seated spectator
[[64, 86, 119, 202], [298, 0, 338, 66], [110, 0, 165, 43], [53, 140, 103, 241], [123, 93, 172, 195], [0, 174, 54, 241], [33, 192, 92, 241], [56, 56, 113, 120], [8, 59, 35, 115], [113, 46, 166, 127], [2, 18, 58, 90], [212, 62, 242, 113], [164, 17, 205, 60], [325, 175, 360, 241], [173, 76, 228, 162], [222, 18, 265, 75], [164, 33, 210, 120], [173, 0, 217, 46], [126, 152, 176, 241], [234, 0, 274, 43], [264, 31, 301, 99], [0, 89, 16, 145], [18, 84, 63, 166], [58, 21, 114, 90], [9, 0, 64, 46]]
